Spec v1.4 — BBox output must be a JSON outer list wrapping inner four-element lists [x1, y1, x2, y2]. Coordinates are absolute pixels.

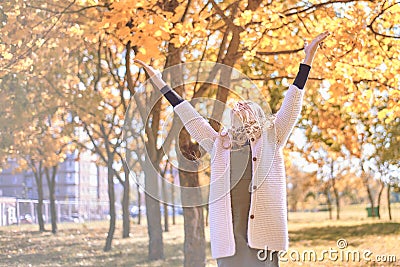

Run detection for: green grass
[[0, 204, 399, 267]]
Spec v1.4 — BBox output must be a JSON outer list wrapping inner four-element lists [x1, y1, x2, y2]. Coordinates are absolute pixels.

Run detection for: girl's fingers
[[133, 58, 158, 76], [319, 32, 330, 41], [134, 59, 152, 71], [313, 32, 329, 45], [133, 59, 146, 66]]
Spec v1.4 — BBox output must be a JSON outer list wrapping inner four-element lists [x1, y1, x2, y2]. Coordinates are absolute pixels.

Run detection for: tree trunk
[[329, 161, 340, 220], [143, 159, 164, 260], [286, 198, 289, 221], [104, 158, 116, 251], [180, 171, 206, 267], [178, 128, 206, 267], [387, 184, 392, 220], [32, 160, 45, 232], [361, 163, 376, 218], [323, 185, 332, 220], [161, 3, 244, 264], [331, 178, 340, 220], [37, 187, 45, 232], [205, 204, 209, 227], [163, 203, 169, 232], [171, 179, 176, 225], [49, 185, 57, 234], [327, 195, 332, 220], [162, 171, 169, 232], [137, 183, 141, 225], [365, 181, 375, 217], [122, 162, 130, 238], [324, 186, 333, 220], [45, 166, 58, 234], [125, 40, 163, 259], [376, 181, 385, 219], [144, 190, 164, 260], [334, 188, 340, 220]]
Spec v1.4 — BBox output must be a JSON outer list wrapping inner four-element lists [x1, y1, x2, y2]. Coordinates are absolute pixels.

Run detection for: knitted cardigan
[[173, 84, 305, 259]]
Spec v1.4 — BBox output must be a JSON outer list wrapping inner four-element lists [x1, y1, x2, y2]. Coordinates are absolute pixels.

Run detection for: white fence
[[0, 198, 110, 226]]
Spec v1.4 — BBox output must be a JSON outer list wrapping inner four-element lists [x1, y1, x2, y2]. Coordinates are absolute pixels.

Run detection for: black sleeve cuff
[[160, 85, 184, 107], [293, 63, 311, 89]]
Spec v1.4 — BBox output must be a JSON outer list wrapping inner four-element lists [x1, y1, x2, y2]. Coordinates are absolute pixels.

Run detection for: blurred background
[[0, 0, 399, 266]]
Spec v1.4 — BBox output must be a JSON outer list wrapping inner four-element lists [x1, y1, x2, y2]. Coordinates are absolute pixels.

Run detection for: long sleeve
[[274, 85, 305, 146], [271, 64, 309, 145], [293, 63, 311, 89], [158, 84, 218, 153], [173, 100, 219, 154]]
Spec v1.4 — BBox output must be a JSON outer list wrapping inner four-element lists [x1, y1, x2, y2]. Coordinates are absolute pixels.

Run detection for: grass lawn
[[0, 204, 399, 267]]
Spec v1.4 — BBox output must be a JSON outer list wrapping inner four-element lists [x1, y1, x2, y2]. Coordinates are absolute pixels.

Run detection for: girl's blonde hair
[[227, 100, 276, 147]]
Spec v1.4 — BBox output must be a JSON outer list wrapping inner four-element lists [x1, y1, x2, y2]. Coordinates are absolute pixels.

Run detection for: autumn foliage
[[0, 0, 399, 263]]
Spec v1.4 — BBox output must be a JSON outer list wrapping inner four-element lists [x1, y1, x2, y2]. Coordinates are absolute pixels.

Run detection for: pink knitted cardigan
[[173, 84, 305, 259]]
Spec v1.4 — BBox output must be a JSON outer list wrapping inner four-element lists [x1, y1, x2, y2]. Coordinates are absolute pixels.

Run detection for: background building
[[0, 151, 108, 201], [0, 151, 109, 225]]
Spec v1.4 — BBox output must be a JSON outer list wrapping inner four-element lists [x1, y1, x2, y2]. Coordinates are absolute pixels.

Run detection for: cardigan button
[[250, 215, 255, 219], [251, 137, 255, 142], [252, 157, 257, 161], [252, 185, 257, 190]]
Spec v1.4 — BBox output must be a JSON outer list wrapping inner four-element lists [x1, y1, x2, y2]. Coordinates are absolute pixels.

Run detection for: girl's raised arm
[[275, 31, 330, 145], [134, 59, 218, 154]]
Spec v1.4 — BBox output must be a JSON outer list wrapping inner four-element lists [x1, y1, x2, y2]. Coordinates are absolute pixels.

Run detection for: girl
[[134, 31, 329, 267]]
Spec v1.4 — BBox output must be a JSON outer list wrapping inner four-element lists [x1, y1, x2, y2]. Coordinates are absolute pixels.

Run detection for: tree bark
[[137, 183, 142, 225], [182, 204, 205, 267], [125, 40, 164, 260], [162, 199, 169, 232], [333, 185, 340, 220], [387, 184, 392, 220], [45, 165, 58, 234], [122, 161, 130, 238], [328, 161, 340, 220], [330, 176, 340, 220], [205, 204, 209, 227], [162, 163, 169, 232], [171, 175, 176, 225], [376, 180, 385, 219], [324, 185, 333, 220], [144, 185, 164, 259], [177, 128, 206, 267], [32, 160, 45, 232], [364, 175, 376, 217], [36, 181, 46, 232], [165, 26, 206, 267], [104, 157, 116, 251], [361, 160, 376, 218], [179, 178, 206, 267], [143, 159, 164, 260]]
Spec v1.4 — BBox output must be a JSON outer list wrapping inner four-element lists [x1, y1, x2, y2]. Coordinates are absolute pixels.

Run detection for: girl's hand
[[133, 59, 160, 77], [133, 59, 165, 88], [303, 31, 330, 66]]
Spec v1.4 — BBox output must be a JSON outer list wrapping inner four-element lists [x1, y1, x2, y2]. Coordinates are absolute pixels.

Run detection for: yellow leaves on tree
[[0, 0, 101, 76], [99, 0, 172, 61], [1, 0, 399, 171], [99, 0, 213, 61]]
